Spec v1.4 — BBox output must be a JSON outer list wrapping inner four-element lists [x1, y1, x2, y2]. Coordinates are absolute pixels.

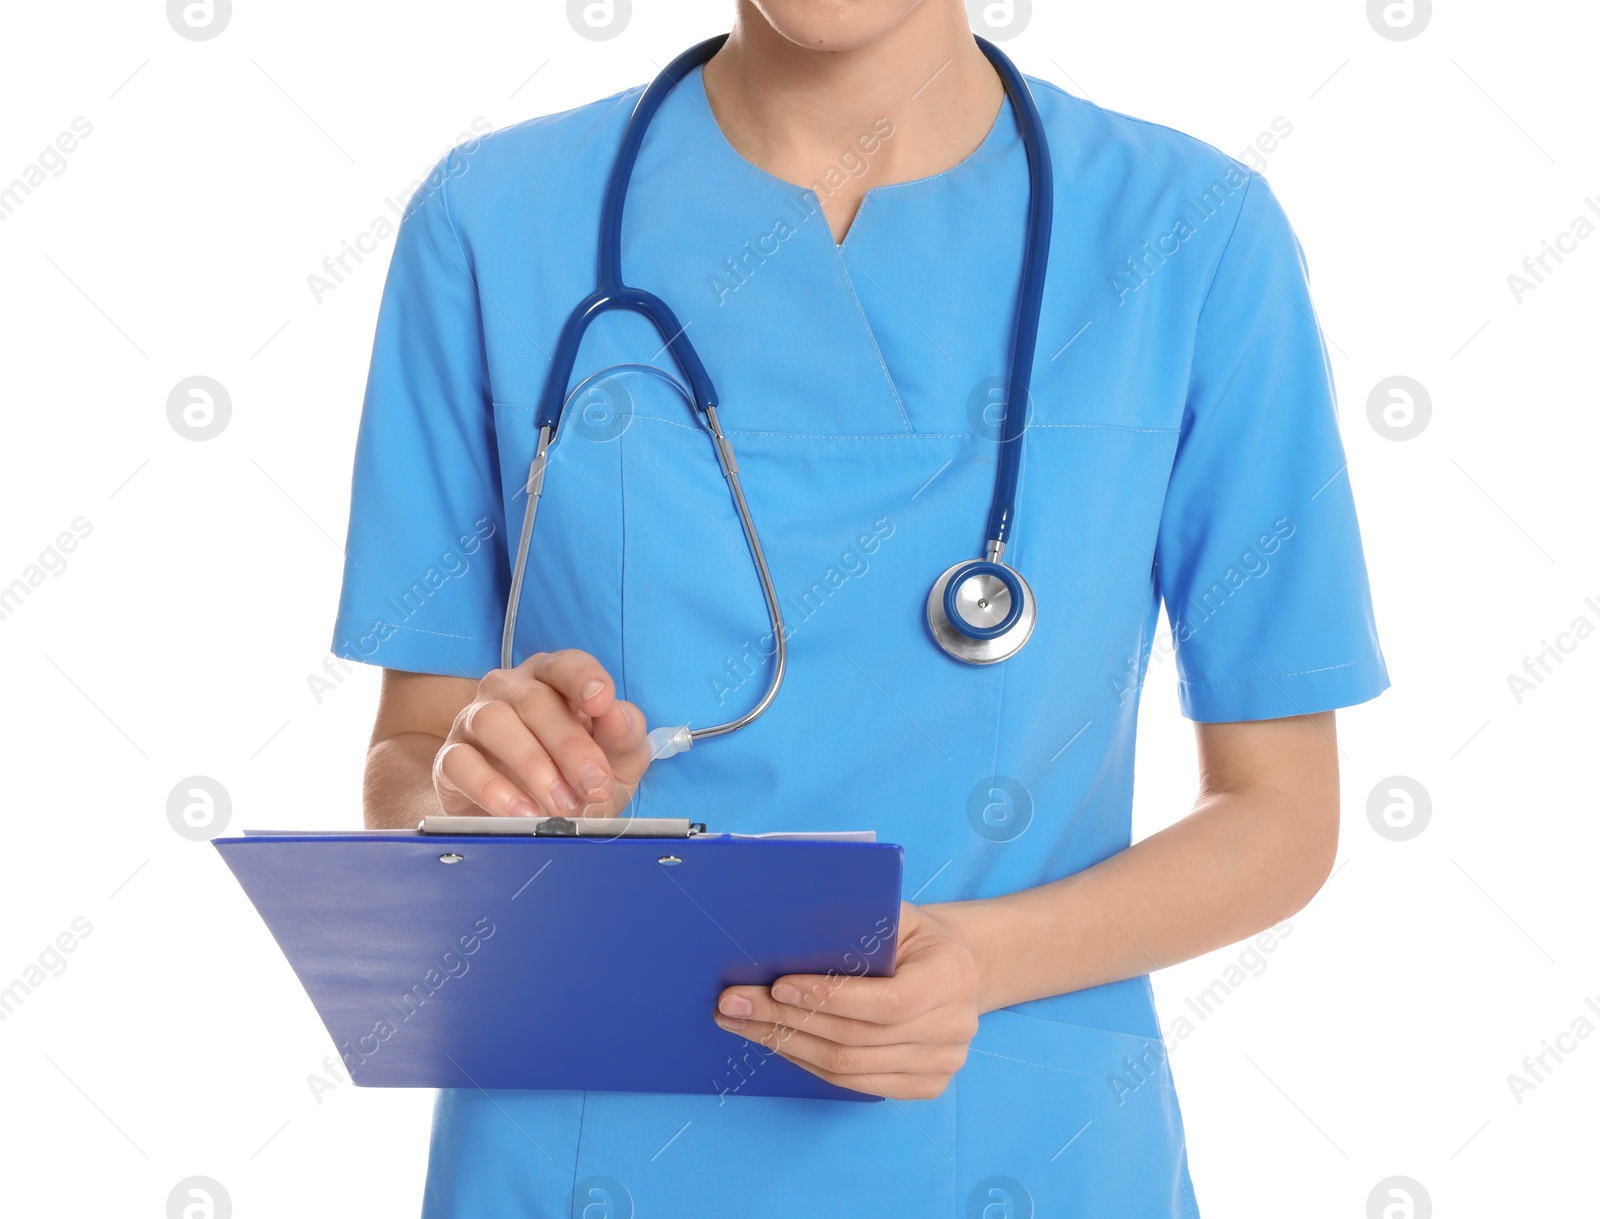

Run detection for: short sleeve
[[1155, 170, 1388, 722], [331, 151, 508, 677]]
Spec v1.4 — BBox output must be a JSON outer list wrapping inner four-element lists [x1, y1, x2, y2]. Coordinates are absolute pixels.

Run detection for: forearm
[[364, 732, 446, 829], [929, 781, 1337, 1014]]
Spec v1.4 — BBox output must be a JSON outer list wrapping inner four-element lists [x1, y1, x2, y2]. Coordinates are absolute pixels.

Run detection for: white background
[[1, 1, 1595, 1216]]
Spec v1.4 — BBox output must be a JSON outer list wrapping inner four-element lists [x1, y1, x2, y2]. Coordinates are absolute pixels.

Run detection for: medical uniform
[[334, 62, 1387, 1219]]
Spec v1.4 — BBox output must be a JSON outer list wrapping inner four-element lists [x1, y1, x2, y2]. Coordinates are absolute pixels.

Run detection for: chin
[[744, 0, 929, 52]]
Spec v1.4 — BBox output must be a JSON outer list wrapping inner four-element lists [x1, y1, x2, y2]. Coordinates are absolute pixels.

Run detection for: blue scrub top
[[334, 64, 1387, 1219]]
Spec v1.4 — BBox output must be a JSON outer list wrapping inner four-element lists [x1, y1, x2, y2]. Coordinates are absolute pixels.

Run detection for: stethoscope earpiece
[[927, 558, 1036, 665]]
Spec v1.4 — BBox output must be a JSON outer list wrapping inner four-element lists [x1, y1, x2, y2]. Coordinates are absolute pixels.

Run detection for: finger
[[513, 681, 622, 806], [520, 654, 648, 793], [590, 699, 651, 780], [716, 1017, 887, 1071], [713, 1016, 963, 1080], [715, 986, 927, 1047], [726, 1031, 950, 1101], [434, 742, 540, 818], [725, 968, 941, 1028], [459, 700, 583, 814], [526, 650, 616, 719], [775, 1054, 955, 1101]]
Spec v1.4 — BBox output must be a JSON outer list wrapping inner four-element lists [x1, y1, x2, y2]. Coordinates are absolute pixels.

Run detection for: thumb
[[590, 698, 652, 781]]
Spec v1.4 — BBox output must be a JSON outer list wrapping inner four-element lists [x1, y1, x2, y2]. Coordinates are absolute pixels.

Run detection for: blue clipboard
[[213, 825, 903, 1102]]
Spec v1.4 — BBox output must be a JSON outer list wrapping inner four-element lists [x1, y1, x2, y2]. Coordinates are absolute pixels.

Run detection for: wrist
[[923, 897, 1016, 1015]]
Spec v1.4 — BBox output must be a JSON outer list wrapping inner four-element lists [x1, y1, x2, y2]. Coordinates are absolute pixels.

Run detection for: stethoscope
[[502, 33, 1052, 759]]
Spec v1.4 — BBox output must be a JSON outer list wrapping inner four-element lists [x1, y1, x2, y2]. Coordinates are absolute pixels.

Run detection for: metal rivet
[[657, 854, 682, 866], [439, 853, 464, 864]]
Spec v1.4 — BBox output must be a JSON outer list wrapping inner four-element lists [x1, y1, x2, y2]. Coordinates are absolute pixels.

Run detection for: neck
[[702, 4, 1003, 243]]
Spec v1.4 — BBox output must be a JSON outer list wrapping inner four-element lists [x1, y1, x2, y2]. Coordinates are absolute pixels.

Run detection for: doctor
[[338, 1, 1387, 1214]]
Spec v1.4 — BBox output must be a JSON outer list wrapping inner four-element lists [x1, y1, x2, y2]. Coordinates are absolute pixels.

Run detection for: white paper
[[722, 830, 877, 842]]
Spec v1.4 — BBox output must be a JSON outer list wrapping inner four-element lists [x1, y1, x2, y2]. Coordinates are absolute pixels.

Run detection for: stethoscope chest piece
[[926, 558, 1036, 665]]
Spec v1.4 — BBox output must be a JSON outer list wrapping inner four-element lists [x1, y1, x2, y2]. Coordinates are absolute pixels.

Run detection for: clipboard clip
[[418, 815, 707, 838]]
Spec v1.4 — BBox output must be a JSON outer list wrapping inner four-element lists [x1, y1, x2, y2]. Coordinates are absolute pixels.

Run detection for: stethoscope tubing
[[973, 36, 1053, 555], [502, 31, 1053, 732], [502, 365, 788, 743]]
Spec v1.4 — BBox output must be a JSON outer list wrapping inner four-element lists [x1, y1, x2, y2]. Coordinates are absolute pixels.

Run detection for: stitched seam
[[837, 188, 872, 254], [999, 1005, 1165, 1043], [1178, 661, 1360, 689], [574, 416, 1181, 441], [567, 1091, 589, 1219], [829, 247, 911, 430], [1274, 662, 1360, 678], [1192, 169, 1258, 339], [867, 97, 1012, 197], [496, 404, 1182, 438], [640, 417, 951, 439], [437, 152, 476, 287], [967, 1047, 1104, 1080], [1029, 422, 1180, 435], [334, 615, 491, 644], [619, 414, 700, 433]]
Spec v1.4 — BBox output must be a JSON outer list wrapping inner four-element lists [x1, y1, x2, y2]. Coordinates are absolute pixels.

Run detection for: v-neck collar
[[678, 65, 1017, 250]]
